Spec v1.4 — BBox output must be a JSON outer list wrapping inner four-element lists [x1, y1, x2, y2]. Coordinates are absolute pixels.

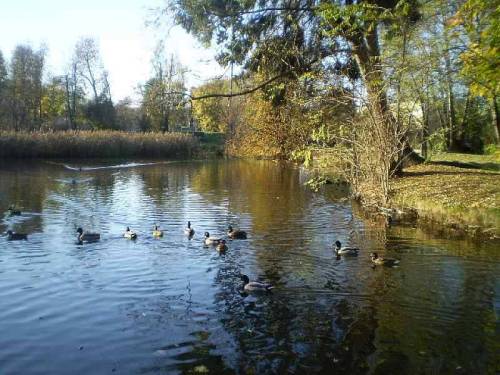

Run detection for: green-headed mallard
[[216, 239, 228, 253], [124, 227, 138, 240], [184, 221, 195, 236], [76, 227, 100, 243], [241, 275, 273, 292], [8, 206, 21, 216], [334, 240, 359, 256], [227, 225, 247, 239], [7, 230, 27, 241], [204, 232, 221, 246], [153, 225, 164, 238], [370, 252, 399, 267]]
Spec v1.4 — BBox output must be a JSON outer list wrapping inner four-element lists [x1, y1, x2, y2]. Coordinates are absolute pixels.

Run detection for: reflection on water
[[0, 160, 498, 374]]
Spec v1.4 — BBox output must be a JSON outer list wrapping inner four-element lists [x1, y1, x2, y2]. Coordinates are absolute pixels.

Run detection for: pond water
[[0, 159, 498, 374]]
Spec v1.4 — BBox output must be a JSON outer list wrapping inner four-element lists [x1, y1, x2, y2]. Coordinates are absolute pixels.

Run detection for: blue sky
[[0, 0, 225, 101]]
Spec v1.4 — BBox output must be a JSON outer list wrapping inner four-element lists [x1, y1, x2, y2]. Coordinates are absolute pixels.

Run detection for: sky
[[0, 0, 227, 102]]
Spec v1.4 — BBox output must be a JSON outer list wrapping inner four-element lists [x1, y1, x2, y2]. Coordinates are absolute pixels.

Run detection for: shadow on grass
[[429, 160, 500, 172], [402, 168, 498, 177]]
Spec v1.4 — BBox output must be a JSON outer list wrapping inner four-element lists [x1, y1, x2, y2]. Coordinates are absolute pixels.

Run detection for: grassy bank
[[310, 148, 500, 240], [0, 130, 199, 159], [390, 151, 500, 239]]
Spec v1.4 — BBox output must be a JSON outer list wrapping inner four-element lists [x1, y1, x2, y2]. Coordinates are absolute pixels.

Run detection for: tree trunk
[[492, 96, 500, 144], [351, 28, 423, 175], [421, 101, 429, 159], [443, 19, 457, 150]]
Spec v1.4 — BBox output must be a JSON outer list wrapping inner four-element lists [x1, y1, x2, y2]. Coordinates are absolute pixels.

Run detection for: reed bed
[[0, 130, 199, 159]]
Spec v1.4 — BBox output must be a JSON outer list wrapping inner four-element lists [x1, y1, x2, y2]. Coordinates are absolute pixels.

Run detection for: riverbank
[[0, 130, 201, 159], [312, 149, 500, 241], [388, 151, 500, 240]]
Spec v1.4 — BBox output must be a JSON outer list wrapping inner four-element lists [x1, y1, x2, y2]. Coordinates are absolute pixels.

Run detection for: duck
[[216, 239, 228, 253], [241, 275, 273, 292], [76, 227, 100, 243], [7, 206, 21, 216], [6, 230, 28, 241], [334, 240, 359, 256], [124, 227, 138, 240], [227, 225, 247, 239], [184, 221, 195, 236], [152, 225, 164, 238], [204, 232, 221, 246], [370, 252, 399, 267]]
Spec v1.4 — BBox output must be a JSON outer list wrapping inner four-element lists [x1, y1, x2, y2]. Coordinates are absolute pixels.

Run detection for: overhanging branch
[[191, 74, 284, 100]]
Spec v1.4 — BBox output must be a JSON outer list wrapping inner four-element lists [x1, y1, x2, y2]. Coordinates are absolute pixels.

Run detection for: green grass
[[391, 151, 500, 238], [0, 130, 199, 159], [429, 150, 500, 171]]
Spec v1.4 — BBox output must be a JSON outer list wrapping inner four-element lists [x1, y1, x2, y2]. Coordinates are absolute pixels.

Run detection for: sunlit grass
[[0, 130, 198, 159], [429, 149, 500, 171], [391, 153, 500, 236]]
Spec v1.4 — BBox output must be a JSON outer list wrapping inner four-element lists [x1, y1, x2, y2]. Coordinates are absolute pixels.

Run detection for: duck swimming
[[241, 275, 273, 292], [6, 230, 27, 241], [370, 252, 399, 267], [124, 227, 138, 240], [216, 239, 228, 253], [204, 232, 221, 246], [184, 221, 195, 236], [334, 240, 359, 256], [152, 225, 164, 237], [76, 228, 100, 243], [7, 206, 21, 216], [227, 225, 247, 239]]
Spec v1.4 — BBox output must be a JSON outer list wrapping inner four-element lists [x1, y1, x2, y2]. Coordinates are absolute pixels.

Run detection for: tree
[[192, 79, 234, 132], [140, 44, 187, 132], [115, 97, 142, 131], [0, 50, 6, 91], [0, 50, 8, 127], [41, 77, 67, 127], [7, 44, 46, 130], [453, 0, 500, 143], [73, 37, 115, 128]]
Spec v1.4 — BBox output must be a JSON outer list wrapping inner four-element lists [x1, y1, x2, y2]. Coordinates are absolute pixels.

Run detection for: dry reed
[[0, 130, 198, 159]]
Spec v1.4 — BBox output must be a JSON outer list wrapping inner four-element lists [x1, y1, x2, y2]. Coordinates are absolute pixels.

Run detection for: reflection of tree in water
[[139, 163, 192, 204], [190, 160, 308, 231], [144, 330, 235, 374], [209, 250, 381, 373], [0, 161, 62, 233], [368, 228, 500, 373]]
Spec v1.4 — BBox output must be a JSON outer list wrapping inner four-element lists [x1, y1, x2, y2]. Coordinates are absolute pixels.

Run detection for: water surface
[[0, 160, 498, 374]]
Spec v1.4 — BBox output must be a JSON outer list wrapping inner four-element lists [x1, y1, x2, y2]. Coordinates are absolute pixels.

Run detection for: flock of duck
[[4, 207, 400, 291]]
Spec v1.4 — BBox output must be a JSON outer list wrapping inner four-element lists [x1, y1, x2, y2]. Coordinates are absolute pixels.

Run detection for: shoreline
[[311, 149, 500, 242]]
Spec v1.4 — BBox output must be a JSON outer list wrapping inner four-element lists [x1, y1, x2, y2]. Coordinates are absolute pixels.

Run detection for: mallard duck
[[227, 225, 247, 239], [6, 230, 27, 241], [334, 240, 359, 256], [370, 252, 399, 267], [204, 232, 221, 246], [241, 275, 273, 292], [216, 239, 228, 253], [184, 221, 195, 236], [76, 227, 100, 243], [124, 227, 138, 240], [152, 225, 164, 237], [8, 206, 21, 216]]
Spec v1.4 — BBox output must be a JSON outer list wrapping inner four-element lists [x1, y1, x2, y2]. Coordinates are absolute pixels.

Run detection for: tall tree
[[73, 38, 115, 128], [141, 44, 187, 132], [454, 0, 500, 143], [0, 50, 7, 127], [166, 0, 423, 165], [8, 44, 46, 130]]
